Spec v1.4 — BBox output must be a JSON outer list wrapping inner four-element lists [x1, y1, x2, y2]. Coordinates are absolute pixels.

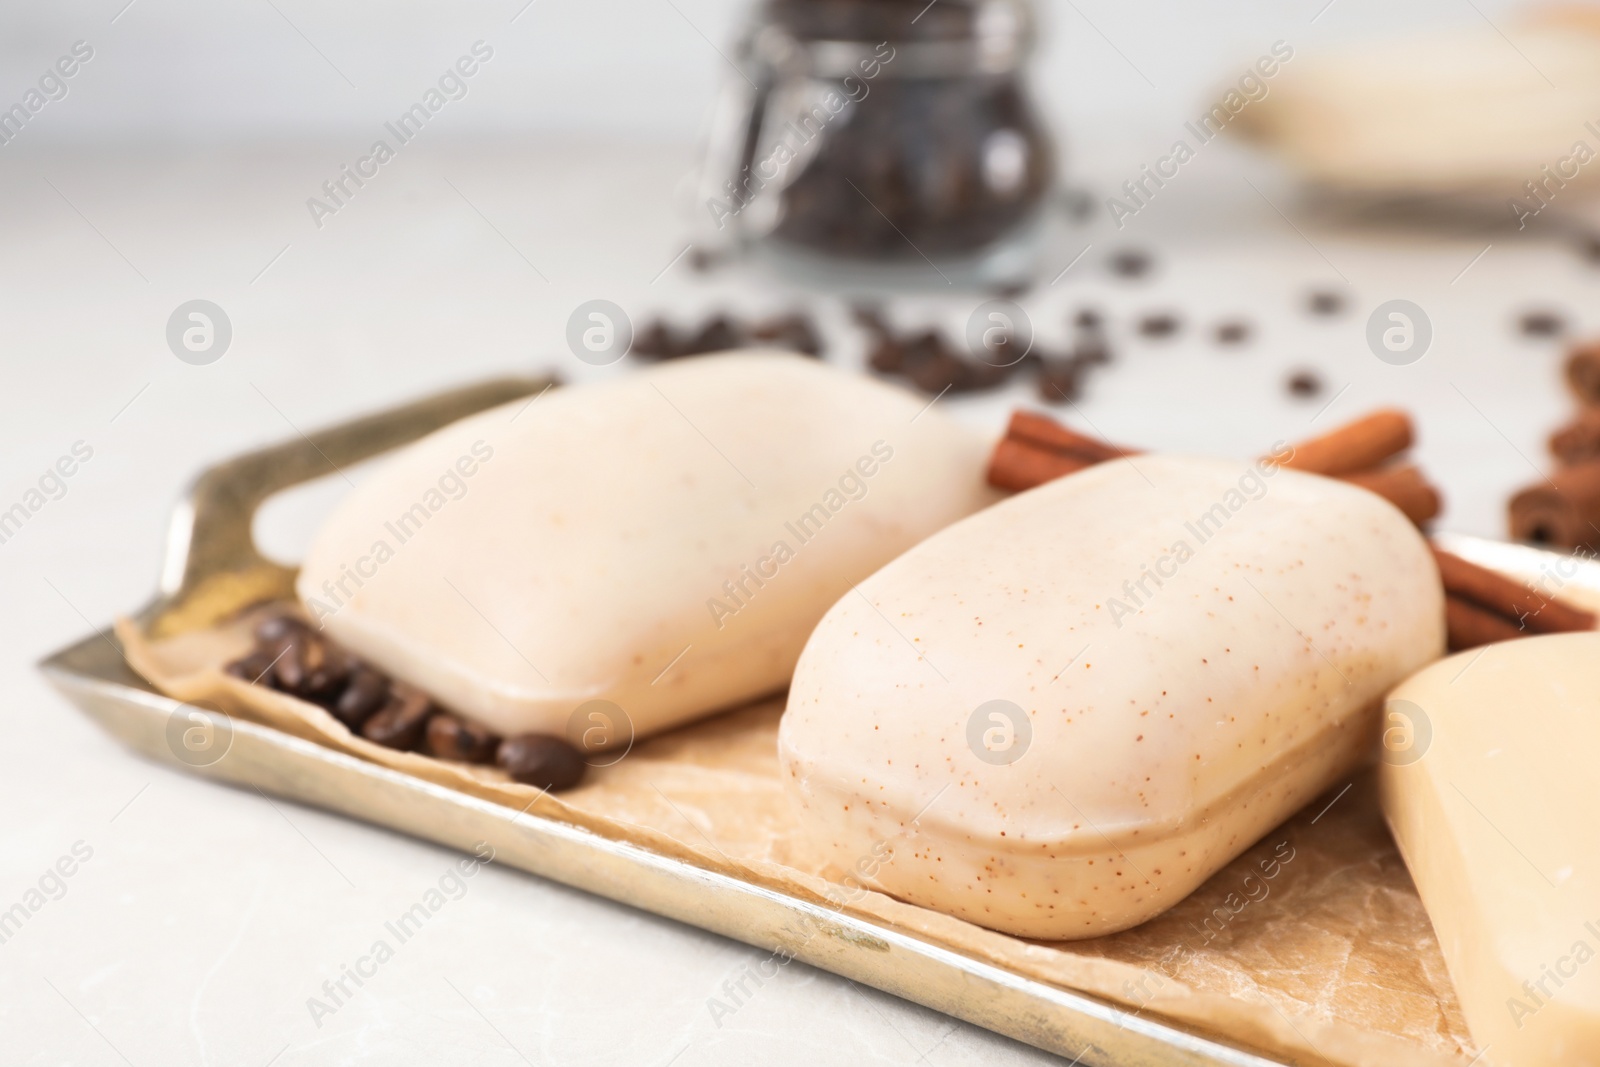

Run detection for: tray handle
[[143, 375, 553, 637]]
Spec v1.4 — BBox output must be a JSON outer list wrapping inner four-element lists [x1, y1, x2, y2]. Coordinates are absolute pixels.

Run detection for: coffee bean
[[688, 247, 725, 273], [1138, 313, 1180, 338], [306, 644, 353, 700], [333, 666, 389, 730], [225, 650, 277, 685], [1073, 308, 1103, 331], [423, 711, 501, 764], [1287, 370, 1325, 397], [271, 633, 313, 692], [963, 359, 1014, 392], [867, 336, 907, 374], [852, 304, 892, 337], [906, 352, 972, 394], [750, 312, 823, 356], [1519, 310, 1566, 337], [685, 314, 743, 355], [360, 682, 432, 750], [1214, 320, 1251, 345], [632, 320, 677, 361], [1037, 358, 1083, 404], [254, 612, 306, 645], [1109, 249, 1152, 278], [1308, 290, 1344, 316], [497, 733, 587, 791], [901, 328, 950, 364], [272, 632, 350, 699]]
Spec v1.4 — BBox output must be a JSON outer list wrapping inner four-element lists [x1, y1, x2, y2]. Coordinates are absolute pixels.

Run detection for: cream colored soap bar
[[297, 352, 998, 741], [779, 454, 1443, 939], [1381, 633, 1600, 1067]]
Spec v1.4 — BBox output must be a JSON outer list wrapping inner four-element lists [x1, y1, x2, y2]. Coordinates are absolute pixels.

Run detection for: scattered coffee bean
[[304, 643, 353, 701], [1037, 358, 1083, 404], [1287, 370, 1325, 397], [867, 336, 907, 374], [749, 312, 823, 356], [333, 666, 389, 730], [688, 247, 725, 273], [1138, 313, 1180, 338], [251, 619, 350, 702], [858, 301, 1114, 398], [632, 320, 677, 360], [906, 350, 973, 394], [1214, 320, 1251, 345], [1308, 290, 1344, 316], [633, 311, 825, 361], [851, 303, 891, 336], [687, 314, 742, 354], [497, 733, 587, 791], [992, 280, 1032, 299], [1109, 249, 1152, 279], [224, 650, 277, 685], [270, 633, 311, 690], [1580, 235, 1600, 264], [360, 682, 433, 751], [423, 711, 501, 764], [1550, 408, 1600, 466], [1519, 310, 1567, 337], [965, 359, 1015, 390], [255, 614, 303, 645]]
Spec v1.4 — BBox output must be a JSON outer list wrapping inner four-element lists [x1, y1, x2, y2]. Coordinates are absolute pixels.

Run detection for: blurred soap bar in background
[[1236, 7, 1600, 197]]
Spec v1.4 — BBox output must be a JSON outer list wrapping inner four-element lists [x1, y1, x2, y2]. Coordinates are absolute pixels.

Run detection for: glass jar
[[699, 0, 1055, 285]]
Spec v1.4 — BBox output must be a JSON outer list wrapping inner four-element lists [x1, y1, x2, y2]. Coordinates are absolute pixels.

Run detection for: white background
[[0, 1, 1586, 1065]]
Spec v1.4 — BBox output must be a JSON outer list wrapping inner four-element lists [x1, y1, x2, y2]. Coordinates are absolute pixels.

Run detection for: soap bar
[[297, 352, 997, 741], [1380, 633, 1600, 1066], [779, 454, 1443, 939]]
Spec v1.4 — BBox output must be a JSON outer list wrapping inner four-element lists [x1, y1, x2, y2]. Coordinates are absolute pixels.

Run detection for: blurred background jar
[[699, 0, 1056, 288]]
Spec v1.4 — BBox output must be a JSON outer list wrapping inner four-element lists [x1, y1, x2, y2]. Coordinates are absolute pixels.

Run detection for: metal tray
[[40, 376, 1565, 1067]]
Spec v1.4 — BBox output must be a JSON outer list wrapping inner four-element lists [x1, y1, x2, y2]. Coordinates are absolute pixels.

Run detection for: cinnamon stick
[[1565, 343, 1600, 405], [1339, 465, 1442, 526], [1508, 460, 1600, 553], [985, 437, 1097, 493], [1272, 409, 1414, 476], [985, 411, 1136, 491], [1432, 546, 1596, 636], [1550, 407, 1600, 466], [1005, 410, 1134, 465], [1444, 595, 1529, 651]]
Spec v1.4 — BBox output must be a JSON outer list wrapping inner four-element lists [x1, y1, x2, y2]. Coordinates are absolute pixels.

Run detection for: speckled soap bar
[[779, 454, 1444, 939], [298, 352, 999, 742]]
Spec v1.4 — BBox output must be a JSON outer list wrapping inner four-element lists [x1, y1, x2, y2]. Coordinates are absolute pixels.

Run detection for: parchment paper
[[118, 611, 1476, 1067]]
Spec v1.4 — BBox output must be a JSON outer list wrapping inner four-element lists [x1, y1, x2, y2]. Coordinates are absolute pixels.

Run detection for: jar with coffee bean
[[700, 0, 1055, 285]]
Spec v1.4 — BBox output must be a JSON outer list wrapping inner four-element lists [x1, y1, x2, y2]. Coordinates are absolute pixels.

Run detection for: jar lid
[[751, 0, 1034, 77]]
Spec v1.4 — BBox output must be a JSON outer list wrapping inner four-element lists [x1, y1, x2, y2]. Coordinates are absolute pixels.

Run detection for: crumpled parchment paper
[[118, 611, 1475, 1067]]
